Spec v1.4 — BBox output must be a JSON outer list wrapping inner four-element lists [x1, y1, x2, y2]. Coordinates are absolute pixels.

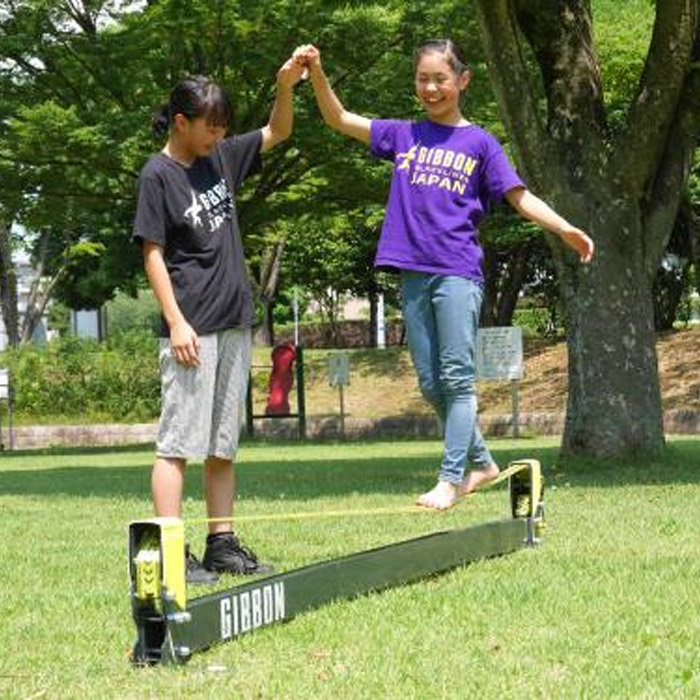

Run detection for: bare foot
[[416, 480, 460, 510], [458, 463, 500, 497]]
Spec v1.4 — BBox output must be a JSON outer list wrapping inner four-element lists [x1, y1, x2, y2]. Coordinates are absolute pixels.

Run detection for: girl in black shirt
[[133, 59, 305, 583]]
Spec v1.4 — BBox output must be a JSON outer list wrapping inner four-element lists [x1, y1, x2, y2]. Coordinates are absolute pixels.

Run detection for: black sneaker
[[203, 533, 274, 575], [185, 545, 220, 586]]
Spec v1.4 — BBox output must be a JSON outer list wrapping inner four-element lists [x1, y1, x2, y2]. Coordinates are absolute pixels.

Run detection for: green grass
[[1, 437, 700, 698]]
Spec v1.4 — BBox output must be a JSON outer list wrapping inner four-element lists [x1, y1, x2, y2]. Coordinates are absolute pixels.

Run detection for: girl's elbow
[[277, 126, 293, 144], [505, 186, 526, 205], [337, 115, 361, 139], [506, 189, 529, 216]]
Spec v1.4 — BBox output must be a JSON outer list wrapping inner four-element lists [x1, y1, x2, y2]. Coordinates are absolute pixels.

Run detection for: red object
[[265, 343, 297, 415]]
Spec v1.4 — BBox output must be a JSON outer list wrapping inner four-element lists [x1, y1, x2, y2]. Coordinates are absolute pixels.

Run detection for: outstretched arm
[[294, 44, 371, 144], [261, 56, 306, 152], [505, 187, 595, 263]]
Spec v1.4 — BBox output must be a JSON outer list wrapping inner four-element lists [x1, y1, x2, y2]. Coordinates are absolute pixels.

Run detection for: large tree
[[474, 0, 700, 457], [0, 0, 436, 342]]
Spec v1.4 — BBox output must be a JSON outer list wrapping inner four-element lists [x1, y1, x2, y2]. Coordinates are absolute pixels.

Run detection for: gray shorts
[[156, 328, 252, 460]]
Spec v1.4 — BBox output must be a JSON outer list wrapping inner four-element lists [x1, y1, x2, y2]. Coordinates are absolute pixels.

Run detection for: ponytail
[[151, 103, 170, 138]]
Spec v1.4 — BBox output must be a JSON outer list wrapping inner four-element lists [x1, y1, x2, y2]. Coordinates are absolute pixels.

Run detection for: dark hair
[[414, 39, 470, 77], [151, 75, 233, 138]]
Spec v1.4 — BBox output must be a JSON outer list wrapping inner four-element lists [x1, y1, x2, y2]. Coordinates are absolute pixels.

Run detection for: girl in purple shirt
[[295, 40, 593, 510]]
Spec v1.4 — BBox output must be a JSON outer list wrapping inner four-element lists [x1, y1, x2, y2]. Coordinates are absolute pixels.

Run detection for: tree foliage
[[0, 0, 494, 342]]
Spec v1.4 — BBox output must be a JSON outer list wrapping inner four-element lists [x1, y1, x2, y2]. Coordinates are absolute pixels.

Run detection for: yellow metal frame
[[129, 517, 187, 611], [506, 458, 543, 515]]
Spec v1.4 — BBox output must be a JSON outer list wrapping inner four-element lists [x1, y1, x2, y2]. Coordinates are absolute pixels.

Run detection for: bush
[[512, 306, 562, 339], [0, 330, 160, 423], [106, 289, 161, 335]]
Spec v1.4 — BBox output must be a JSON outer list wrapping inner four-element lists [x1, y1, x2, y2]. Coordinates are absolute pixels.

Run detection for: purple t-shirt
[[370, 120, 525, 281]]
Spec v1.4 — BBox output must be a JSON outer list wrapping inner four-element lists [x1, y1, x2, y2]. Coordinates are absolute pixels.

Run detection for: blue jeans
[[401, 271, 493, 484]]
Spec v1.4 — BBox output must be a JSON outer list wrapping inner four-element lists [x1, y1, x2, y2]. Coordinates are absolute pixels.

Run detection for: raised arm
[[261, 56, 306, 152], [295, 44, 371, 144], [505, 187, 594, 263]]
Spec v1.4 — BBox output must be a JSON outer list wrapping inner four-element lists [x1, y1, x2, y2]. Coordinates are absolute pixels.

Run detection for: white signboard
[[376, 293, 386, 349], [0, 368, 8, 400], [72, 309, 101, 339], [476, 327, 523, 381], [327, 353, 350, 387]]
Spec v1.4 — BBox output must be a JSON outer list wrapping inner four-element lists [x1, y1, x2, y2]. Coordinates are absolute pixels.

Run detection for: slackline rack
[[128, 459, 545, 666]]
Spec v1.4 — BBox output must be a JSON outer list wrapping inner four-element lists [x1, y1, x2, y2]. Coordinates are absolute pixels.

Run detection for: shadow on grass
[[0, 443, 154, 459], [1, 438, 699, 502], [0, 453, 435, 501], [496, 440, 700, 489]]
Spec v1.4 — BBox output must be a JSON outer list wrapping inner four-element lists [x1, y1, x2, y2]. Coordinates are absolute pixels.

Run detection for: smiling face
[[414, 51, 470, 124]]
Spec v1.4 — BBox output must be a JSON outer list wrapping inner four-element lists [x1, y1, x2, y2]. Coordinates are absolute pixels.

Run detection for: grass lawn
[[1, 437, 699, 698]]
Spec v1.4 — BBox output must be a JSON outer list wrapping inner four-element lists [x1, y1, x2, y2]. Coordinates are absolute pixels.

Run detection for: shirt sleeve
[[370, 120, 402, 161], [132, 172, 167, 247], [480, 135, 526, 204], [218, 130, 263, 190]]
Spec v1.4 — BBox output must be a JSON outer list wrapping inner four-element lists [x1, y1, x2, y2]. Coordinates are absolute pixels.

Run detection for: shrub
[[0, 330, 160, 423]]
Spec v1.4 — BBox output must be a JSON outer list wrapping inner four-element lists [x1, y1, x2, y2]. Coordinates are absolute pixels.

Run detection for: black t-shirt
[[132, 130, 262, 336]]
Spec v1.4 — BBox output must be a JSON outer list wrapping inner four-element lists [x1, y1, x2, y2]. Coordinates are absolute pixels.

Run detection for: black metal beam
[[158, 518, 528, 664]]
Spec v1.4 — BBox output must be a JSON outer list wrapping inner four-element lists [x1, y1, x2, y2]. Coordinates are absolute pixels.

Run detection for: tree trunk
[[20, 230, 60, 345], [481, 241, 532, 327], [652, 201, 698, 330], [555, 202, 665, 456], [368, 288, 378, 347], [256, 238, 286, 347], [480, 244, 499, 326], [0, 219, 19, 347], [653, 263, 687, 331], [258, 298, 275, 347], [496, 243, 531, 326]]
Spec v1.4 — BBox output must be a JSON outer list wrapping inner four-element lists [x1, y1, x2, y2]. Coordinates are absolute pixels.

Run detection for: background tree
[[479, 207, 542, 327], [0, 0, 460, 341], [279, 212, 373, 344], [0, 0, 147, 344], [0, 0, 551, 345]]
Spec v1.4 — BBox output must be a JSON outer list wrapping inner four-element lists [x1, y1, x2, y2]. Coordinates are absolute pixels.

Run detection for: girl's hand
[[293, 44, 321, 72], [170, 320, 200, 366], [560, 226, 595, 263], [277, 57, 307, 88]]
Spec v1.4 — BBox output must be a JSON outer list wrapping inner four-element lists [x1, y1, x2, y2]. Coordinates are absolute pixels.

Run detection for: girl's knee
[[439, 375, 475, 399], [419, 382, 443, 407]]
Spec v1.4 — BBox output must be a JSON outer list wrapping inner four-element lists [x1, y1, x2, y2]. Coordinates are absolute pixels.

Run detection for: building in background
[[70, 308, 107, 340]]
